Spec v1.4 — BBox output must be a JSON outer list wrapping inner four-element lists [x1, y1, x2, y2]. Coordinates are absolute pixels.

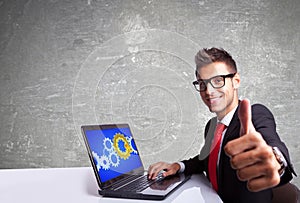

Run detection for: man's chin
[[207, 105, 217, 113], [208, 106, 223, 114], [208, 108, 218, 115]]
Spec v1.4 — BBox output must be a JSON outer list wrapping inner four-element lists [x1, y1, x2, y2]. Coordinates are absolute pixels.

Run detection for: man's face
[[197, 62, 240, 119]]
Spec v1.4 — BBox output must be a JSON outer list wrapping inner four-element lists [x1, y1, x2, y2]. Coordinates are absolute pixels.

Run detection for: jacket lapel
[[223, 108, 240, 142]]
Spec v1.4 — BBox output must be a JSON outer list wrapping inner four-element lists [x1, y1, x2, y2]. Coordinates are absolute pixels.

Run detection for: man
[[148, 48, 296, 202]]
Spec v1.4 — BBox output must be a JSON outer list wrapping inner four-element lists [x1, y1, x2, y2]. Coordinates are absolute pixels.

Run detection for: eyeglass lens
[[200, 76, 225, 91]]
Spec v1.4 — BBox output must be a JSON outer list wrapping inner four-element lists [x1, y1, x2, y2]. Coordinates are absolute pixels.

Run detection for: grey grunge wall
[[0, 0, 299, 187]]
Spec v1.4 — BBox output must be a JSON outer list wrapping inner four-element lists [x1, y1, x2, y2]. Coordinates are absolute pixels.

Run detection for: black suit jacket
[[182, 103, 296, 203]]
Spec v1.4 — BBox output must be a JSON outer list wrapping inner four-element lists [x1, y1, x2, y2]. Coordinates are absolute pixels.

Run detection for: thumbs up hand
[[224, 99, 281, 192], [238, 98, 255, 136]]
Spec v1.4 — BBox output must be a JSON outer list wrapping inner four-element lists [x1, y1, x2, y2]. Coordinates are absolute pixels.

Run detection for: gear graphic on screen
[[113, 133, 132, 160], [92, 151, 101, 171], [126, 136, 137, 154], [99, 155, 110, 170], [109, 151, 120, 167], [103, 137, 113, 152]]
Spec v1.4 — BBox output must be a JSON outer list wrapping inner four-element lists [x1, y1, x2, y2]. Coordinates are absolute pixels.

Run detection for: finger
[[148, 164, 158, 179], [148, 163, 166, 179], [238, 99, 255, 135], [246, 173, 280, 192], [230, 150, 259, 170], [148, 168, 160, 180], [148, 170, 160, 180], [235, 147, 279, 180], [224, 132, 258, 157], [236, 161, 270, 181]]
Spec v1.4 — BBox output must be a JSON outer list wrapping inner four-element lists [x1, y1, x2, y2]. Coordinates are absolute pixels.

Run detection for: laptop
[[81, 123, 191, 200]]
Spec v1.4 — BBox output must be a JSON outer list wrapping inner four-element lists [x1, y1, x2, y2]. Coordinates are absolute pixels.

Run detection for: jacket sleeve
[[251, 104, 296, 185], [182, 155, 205, 175]]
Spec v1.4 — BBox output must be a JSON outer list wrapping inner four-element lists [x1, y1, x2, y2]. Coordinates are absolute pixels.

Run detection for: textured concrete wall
[[0, 0, 299, 187]]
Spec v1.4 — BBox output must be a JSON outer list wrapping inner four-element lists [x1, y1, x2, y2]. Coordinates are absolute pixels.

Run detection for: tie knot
[[216, 123, 226, 132]]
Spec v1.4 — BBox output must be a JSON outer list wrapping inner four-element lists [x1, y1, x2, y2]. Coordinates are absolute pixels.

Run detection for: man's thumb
[[238, 99, 255, 135]]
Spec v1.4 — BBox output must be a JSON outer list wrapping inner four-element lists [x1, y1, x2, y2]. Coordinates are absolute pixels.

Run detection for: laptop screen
[[83, 124, 143, 183]]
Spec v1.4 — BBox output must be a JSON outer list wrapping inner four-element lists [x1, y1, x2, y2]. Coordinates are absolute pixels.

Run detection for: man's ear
[[233, 72, 240, 89]]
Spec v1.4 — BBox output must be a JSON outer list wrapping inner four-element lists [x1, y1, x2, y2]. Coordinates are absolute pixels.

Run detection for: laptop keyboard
[[117, 173, 164, 192]]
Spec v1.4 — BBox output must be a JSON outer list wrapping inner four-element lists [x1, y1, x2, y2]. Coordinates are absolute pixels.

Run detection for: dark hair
[[195, 48, 237, 77]]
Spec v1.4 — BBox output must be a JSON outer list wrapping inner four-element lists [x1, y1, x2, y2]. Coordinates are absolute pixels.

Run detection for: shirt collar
[[217, 105, 238, 126]]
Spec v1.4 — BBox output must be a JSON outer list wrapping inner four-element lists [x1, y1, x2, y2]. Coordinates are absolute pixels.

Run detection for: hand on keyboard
[[148, 162, 181, 180]]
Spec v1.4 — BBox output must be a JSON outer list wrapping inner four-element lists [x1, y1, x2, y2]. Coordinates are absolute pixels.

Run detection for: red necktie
[[208, 123, 226, 192]]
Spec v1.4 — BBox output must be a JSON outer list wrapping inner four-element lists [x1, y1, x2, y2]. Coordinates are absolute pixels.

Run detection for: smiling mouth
[[207, 95, 223, 104]]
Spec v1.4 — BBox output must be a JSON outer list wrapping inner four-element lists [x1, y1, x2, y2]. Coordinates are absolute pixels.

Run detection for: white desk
[[0, 167, 222, 203]]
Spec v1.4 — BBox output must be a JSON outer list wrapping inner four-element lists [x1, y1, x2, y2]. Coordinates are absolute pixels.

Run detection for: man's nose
[[205, 82, 215, 94]]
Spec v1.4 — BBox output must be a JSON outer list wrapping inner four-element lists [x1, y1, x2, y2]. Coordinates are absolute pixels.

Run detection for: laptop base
[[98, 173, 191, 200]]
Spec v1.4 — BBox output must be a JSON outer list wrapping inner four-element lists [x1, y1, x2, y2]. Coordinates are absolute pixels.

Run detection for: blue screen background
[[85, 127, 143, 183]]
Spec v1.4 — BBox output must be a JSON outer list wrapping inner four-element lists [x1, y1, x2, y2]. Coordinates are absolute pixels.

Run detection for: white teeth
[[208, 97, 218, 100], [207, 96, 222, 103]]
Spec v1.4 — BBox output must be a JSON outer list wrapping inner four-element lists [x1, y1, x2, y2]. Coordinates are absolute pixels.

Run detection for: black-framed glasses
[[192, 73, 236, 92]]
